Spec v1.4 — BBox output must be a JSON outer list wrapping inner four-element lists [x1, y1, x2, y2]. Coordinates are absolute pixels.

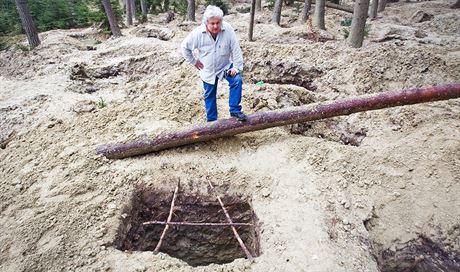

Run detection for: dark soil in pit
[[375, 236, 460, 272], [114, 185, 260, 266]]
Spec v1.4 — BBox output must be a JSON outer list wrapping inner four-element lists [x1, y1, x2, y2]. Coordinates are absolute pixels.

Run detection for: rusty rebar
[[143, 220, 254, 227], [207, 180, 254, 262], [153, 182, 179, 254]]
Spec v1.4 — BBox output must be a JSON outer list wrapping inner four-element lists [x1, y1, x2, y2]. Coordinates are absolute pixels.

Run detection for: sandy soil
[[1, 1, 459, 271]]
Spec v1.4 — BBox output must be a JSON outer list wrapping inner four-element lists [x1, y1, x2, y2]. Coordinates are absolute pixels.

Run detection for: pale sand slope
[[0, 1, 459, 271]]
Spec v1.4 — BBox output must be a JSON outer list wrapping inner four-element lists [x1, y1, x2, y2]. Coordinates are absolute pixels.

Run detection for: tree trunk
[[272, 0, 282, 25], [313, 0, 326, 29], [126, 0, 133, 25], [378, 0, 386, 12], [348, 0, 370, 48], [15, 0, 40, 48], [249, 0, 256, 41], [451, 0, 460, 8], [256, 0, 262, 11], [301, 0, 312, 23], [187, 0, 195, 21], [102, 0, 122, 37], [96, 84, 460, 159], [141, 0, 147, 16], [130, 0, 136, 20], [370, 0, 379, 19]]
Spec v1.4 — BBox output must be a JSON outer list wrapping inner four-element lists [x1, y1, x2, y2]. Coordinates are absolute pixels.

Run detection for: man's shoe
[[230, 112, 247, 122]]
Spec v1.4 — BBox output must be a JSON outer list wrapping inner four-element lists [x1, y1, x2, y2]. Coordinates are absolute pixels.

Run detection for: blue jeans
[[202, 71, 243, 122]]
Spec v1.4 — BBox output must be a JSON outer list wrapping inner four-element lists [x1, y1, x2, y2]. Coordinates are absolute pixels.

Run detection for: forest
[[4, 0, 397, 48]]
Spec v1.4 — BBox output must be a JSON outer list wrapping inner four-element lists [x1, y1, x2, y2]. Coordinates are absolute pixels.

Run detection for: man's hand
[[229, 68, 239, 77], [194, 60, 204, 70]]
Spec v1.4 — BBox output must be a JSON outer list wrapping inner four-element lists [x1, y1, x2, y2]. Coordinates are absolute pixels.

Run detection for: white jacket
[[181, 21, 244, 84]]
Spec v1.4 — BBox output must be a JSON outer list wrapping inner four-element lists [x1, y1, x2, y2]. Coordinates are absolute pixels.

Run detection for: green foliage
[[341, 17, 352, 38], [266, 0, 275, 9], [0, 35, 24, 51], [0, 40, 11, 51], [15, 43, 31, 51], [0, 0, 20, 34], [171, 0, 188, 15], [139, 14, 148, 23], [265, 0, 304, 10], [163, 0, 170, 11], [142, 0, 173, 14], [284, 0, 295, 6], [204, 0, 229, 15], [146, 0, 165, 14], [341, 28, 349, 39], [0, 0, 123, 35], [29, 0, 75, 31], [340, 17, 352, 27], [364, 24, 370, 37], [97, 97, 107, 108], [292, 1, 303, 12], [341, 22, 370, 39], [88, 0, 123, 32]]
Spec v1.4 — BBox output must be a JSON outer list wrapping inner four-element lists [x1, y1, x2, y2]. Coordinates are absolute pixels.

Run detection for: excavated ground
[[115, 184, 260, 267], [0, 1, 459, 271]]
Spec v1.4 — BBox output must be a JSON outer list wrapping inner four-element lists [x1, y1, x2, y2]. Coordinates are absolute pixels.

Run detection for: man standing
[[181, 5, 247, 122]]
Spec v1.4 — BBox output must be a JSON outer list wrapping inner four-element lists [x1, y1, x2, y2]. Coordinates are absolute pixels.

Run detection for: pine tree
[[15, 0, 40, 47], [348, 0, 370, 48], [301, 0, 312, 23], [378, 0, 386, 12], [314, 0, 326, 29], [370, 0, 379, 19], [249, 0, 256, 41], [126, 0, 133, 25], [102, 0, 122, 36], [140, 0, 147, 16], [272, 0, 282, 25], [187, 0, 195, 21]]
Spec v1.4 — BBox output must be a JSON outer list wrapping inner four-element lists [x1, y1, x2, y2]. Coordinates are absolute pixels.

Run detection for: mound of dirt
[[0, 1, 459, 271]]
